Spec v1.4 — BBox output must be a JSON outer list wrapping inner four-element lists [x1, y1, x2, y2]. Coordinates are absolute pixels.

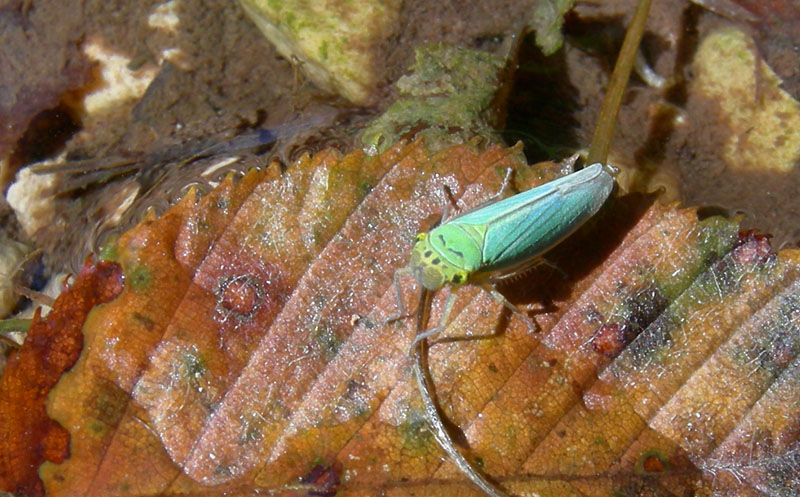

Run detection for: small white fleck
[[148, 0, 181, 32]]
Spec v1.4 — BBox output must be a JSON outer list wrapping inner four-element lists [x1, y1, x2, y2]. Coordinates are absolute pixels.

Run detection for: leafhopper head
[[408, 233, 469, 291]]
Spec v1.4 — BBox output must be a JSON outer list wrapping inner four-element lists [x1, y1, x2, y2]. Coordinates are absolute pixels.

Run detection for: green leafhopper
[[394, 162, 616, 345]]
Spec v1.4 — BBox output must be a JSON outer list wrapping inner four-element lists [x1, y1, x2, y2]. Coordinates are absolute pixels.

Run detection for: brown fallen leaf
[[1, 139, 799, 497]]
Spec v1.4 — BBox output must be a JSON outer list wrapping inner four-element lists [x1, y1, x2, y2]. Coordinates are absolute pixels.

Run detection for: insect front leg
[[385, 268, 414, 325], [480, 283, 538, 334], [486, 167, 514, 202], [441, 167, 513, 222], [440, 184, 460, 222], [462, 168, 515, 213]]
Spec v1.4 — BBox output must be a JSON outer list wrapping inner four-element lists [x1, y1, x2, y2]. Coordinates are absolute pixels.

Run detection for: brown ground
[[1, 0, 799, 275]]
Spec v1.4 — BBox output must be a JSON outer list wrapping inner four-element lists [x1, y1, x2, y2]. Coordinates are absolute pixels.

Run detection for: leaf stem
[[587, 0, 652, 165], [411, 289, 510, 497]]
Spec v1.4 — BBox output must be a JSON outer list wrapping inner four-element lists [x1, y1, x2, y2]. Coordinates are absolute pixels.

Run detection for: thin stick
[[411, 289, 510, 497], [14, 285, 56, 308], [587, 0, 652, 165]]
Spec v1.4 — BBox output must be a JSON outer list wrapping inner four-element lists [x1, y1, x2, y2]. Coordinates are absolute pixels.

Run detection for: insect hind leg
[[481, 283, 539, 334]]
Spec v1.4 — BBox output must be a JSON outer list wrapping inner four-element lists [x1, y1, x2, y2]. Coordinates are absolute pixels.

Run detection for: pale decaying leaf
[[693, 27, 800, 173], [238, 0, 402, 105], [0, 140, 798, 496]]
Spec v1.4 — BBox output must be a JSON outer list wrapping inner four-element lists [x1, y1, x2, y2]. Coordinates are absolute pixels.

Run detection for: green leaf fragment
[[361, 44, 507, 154], [530, 0, 574, 56]]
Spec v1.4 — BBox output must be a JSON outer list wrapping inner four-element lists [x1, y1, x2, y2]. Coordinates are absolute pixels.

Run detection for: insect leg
[[485, 167, 514, 202], [408, 288, 458, 352], [385, 268, 413, 325], [441, 184, 457, 221], [481, 283, 538, 334], [539, 258, 569, 280], [442, 167, 514, 222]]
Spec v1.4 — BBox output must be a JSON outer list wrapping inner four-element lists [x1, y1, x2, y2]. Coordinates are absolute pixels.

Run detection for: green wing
[[451, 164, 613, 271]]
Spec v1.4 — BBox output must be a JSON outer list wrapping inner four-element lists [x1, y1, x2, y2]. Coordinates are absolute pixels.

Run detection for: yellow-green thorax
[[408, 233, 468, 290], [407, 222, 486, 290]]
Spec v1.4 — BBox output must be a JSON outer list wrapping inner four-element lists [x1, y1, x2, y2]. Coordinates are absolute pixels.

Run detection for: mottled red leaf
[[0, 259, 123, 497]]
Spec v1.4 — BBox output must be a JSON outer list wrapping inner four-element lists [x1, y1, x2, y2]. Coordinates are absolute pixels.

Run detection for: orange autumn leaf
[[2, 140, 799, 497]]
